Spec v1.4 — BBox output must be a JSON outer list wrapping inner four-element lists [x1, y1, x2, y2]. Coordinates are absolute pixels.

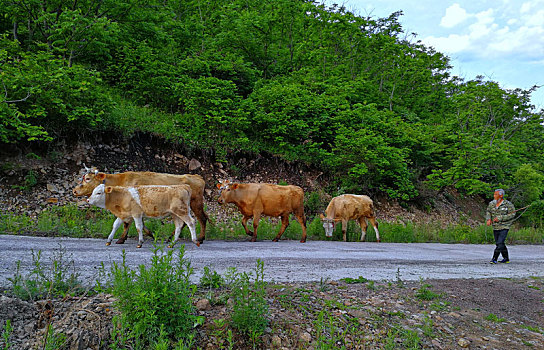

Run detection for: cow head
[[72, 165, 107, 197], [319, 213, 336, 237], [87, 184, 112, 209], [216, 180, 238, 204]]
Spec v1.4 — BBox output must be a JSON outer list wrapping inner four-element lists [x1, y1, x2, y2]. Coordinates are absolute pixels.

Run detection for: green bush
[[109, 244, 197, 349]]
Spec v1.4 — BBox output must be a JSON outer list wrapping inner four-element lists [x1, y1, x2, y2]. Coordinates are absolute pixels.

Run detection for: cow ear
[[96, 173, 106, 181], [319, 213, 325, 220], [105, 186, 113, 193], [216, 183, 222, 189], [231, 183, 239, 190]]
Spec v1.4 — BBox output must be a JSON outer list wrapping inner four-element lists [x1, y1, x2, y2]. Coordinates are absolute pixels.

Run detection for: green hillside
[[1, 0, 543, 222]]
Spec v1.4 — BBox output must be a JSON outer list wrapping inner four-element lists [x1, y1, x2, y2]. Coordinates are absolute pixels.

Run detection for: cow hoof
[[105, 242, 111, 246], [272, 238, 279, 242], [250, 237, 257, 242], [115, 240, 125, 244], [300, 239, 306, 243], [377, 240, 381, 243], [246, 231, 254, 236], [193, 240, 200, 247], [136, 244, 143, 248]]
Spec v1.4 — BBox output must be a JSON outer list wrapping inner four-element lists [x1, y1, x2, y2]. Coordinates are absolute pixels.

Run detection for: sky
[[327, 0, 544, 110]]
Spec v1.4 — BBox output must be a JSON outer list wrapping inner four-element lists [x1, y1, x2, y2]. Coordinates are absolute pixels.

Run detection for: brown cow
[[73, 166, 208, 244], [87, 184, 197, 248], [320, 194, 380, 242], [217, 180, 307, 243]]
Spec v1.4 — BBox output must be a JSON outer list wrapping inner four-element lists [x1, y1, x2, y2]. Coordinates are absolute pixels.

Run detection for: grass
[[485, 313, 506, 323], [415, 283, 443, 301], [2, 204, 544, 244]]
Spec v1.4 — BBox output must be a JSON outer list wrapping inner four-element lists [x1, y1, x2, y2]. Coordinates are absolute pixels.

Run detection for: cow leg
[[294, 213, 307, 243], [358, 217, 368, 242], [342, 220, 348, 242], [171, 209, 198, 247], [116, 220, 153, 244], [367, 216, 380, 242], [250, 214, 261, 242], [192, 202, 208, 244], [143, 221, 154, 239], [134, 216, 145, 248], [115, 222, 130, 244], [169, 221, 184, 244], [272, 215, 290, 242], [241, 215, 253, 236], [107, 218, 124, 246]]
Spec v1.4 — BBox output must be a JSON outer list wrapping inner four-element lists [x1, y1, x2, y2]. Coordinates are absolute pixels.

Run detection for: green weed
[[319, 277, 331, 292], [484, 313, 506, 323], [1, 320, 12, 350], [384, 327, 421, 349], [8, 246, 84, 301], [430, 300, 451, 311], [341, 276, 368, 284], [230, 259, 268, 342], [42, 325, 66, 350], [109, 244, 197, 349], [421, 313, 434, 338], [415, 284, 441, 301], [200, 266, 225, 289]]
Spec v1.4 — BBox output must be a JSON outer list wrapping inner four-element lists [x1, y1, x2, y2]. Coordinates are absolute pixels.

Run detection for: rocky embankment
[[0, 136, 484, 227]]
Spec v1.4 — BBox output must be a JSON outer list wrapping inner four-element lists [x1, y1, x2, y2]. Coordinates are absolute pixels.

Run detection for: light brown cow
[[73, 166, 208, 244], [217, 180, 307, 243], [320, 194, 380, 242], [87, 184, 197, 248]]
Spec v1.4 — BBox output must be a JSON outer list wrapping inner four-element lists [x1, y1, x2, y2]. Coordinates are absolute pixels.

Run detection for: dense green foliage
[[1, 0, 543, 205]]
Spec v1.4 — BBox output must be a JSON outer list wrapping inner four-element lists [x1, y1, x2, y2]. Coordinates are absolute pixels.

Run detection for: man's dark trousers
[[492, 229, 509, 260]]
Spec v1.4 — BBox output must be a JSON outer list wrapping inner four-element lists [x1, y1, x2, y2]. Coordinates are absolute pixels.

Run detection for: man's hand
[[486, 219, 492, 226]]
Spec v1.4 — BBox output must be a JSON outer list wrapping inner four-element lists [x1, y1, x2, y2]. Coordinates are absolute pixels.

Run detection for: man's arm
[[499, 201, 516, 222]]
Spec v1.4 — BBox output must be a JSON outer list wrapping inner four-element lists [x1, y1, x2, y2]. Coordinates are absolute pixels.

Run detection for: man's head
[[494, 189, 505, 201]]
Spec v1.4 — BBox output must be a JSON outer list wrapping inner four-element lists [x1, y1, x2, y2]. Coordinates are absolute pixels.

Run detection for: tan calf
[[87, 184, 197, 248], [217, 180, 307, 243], [73, 166, 208, 244], [320, 194, 380, 242]]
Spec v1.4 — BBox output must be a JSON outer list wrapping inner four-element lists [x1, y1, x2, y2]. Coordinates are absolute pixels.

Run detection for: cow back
[[326, 194, 374, 220], [105, 185, 192, 219], [225, 183, 304, 217]]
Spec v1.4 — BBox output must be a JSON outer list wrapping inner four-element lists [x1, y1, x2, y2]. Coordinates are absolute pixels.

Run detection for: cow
[[73, 166, 208, 244], [87, 184, 198, 248], [217, 180, 307, 243], [319, 194, 380, 242]]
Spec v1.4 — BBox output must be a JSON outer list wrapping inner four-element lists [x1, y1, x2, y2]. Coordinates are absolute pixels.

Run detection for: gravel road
[[1, 235, 543, 287]]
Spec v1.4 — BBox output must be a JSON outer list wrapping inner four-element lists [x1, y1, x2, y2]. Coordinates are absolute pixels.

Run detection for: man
[[486, 189, 516, 264]]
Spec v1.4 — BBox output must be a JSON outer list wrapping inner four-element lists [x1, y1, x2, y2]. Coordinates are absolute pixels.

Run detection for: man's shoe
[[489, 259, 498, 264], [499, 259, 510, 264]]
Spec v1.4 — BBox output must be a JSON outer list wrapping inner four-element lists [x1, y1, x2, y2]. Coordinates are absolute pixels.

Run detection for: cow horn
[[83, 163, 90, 172]]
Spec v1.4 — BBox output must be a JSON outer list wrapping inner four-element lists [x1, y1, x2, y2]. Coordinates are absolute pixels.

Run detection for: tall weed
[[230, 260, 269, 340], [8, 246, 84, 301], [109, 244, 197, 349]]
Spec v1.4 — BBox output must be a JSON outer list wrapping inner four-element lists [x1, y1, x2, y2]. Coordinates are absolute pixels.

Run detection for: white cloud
[[423, 3, 544, 62], [440, 3, 470, 28]]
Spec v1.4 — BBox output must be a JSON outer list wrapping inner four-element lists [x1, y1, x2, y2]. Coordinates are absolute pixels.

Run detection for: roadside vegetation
[[1, 204, 543, 244], [2, 244, 543, 349]]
